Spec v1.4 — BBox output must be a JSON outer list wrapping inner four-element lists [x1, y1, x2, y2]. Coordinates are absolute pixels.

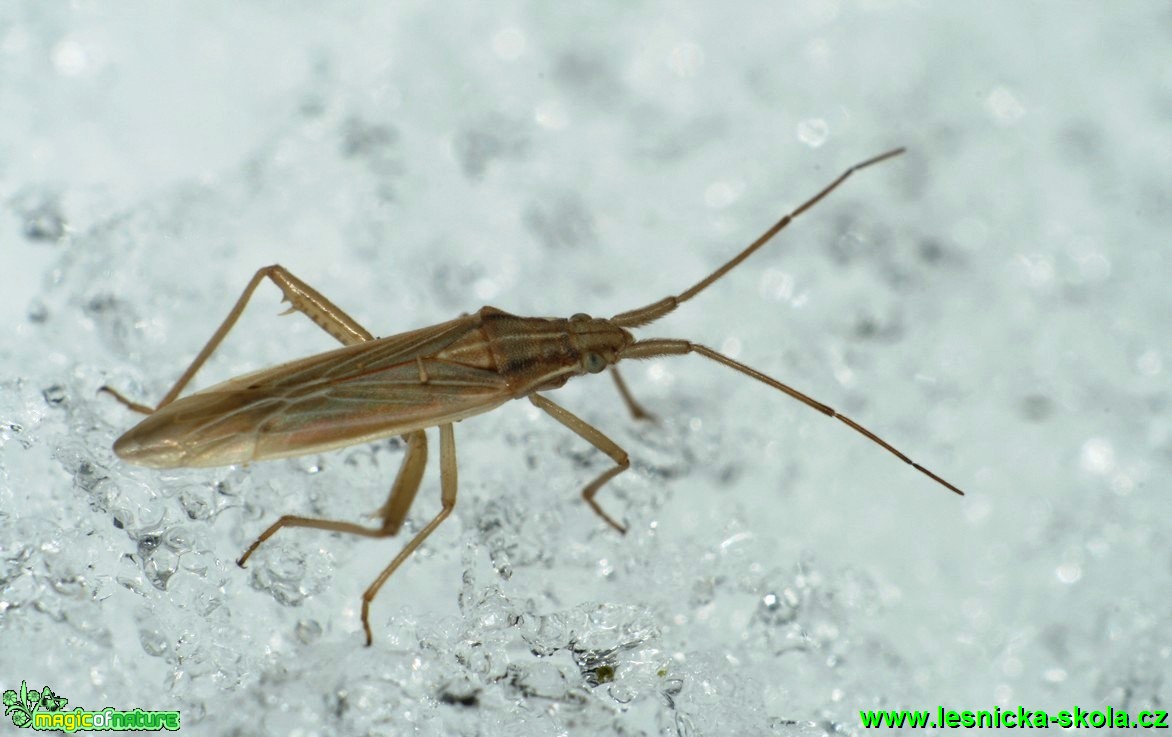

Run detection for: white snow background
[[1, 2, 1168, 735]]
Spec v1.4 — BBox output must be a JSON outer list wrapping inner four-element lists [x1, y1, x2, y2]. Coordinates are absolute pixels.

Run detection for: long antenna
[[611, 147, 906, 329], [621, 338, 964, 496]]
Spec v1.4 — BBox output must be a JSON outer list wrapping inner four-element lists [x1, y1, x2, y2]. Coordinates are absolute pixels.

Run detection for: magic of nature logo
[[3, 680, 180, 732]]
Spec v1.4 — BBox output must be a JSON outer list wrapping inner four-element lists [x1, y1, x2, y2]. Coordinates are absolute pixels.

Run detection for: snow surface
[[1, 2, 1168, 735]]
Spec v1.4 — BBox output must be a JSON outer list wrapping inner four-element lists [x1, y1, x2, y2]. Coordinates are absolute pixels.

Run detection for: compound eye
[[570, 312, 591, 322], [583, 351, 607, 374]]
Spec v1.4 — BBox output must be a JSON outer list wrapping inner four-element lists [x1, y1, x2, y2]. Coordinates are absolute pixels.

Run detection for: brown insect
[[103, 147, 962, 645]]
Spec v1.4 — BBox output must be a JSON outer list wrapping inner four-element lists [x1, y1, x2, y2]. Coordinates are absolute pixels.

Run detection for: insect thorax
[[431, 307, 630, 395]]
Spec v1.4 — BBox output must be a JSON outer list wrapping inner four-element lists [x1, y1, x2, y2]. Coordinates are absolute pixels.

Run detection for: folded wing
[[115, 315, 510, 468]]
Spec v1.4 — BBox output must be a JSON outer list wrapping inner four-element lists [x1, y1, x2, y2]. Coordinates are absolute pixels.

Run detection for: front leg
[[529, 393, 630, 534]]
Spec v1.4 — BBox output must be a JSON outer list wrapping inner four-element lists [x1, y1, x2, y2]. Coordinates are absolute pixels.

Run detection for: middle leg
[[236, 429, 429, 568], [610, 367, 657, 422]]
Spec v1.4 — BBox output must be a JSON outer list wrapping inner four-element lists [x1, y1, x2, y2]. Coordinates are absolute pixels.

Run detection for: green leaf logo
[[3, 681, 67, 729]]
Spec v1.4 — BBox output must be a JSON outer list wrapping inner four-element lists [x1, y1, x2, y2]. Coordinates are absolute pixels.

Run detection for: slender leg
[[99, 386, 155, 415], [528, 393, 630, 534], [610, 367, 657, 422], [101, 264, 374, 413], [236, 429, 430, 568], [371, 430, 428, 535], [361, 423, 458, 646]]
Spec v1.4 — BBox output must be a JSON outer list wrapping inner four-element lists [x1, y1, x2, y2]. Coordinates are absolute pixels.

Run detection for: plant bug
[[103, 147, 963, 645]]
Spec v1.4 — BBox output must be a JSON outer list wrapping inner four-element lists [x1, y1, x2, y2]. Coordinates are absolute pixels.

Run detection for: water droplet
[[473, 277, 498, 300], [294, 619, 322, 644], [1079, 437, 1114, 474], [42, 385, 67, 406], [162, 526, 193, 553], [704, 180, 739, 209], [796, 118, 829, 147], [143, 550, 178, 590], [757, 589, 800, 626], [52, 36, 89, 76], [140, 627, 168, 657], [1055, 562, 1082, 584], [137, 534, 160, 556], [986, 86, 1026, 126], [178, 490, 211, 520], [1016, 253, 1055, 288]]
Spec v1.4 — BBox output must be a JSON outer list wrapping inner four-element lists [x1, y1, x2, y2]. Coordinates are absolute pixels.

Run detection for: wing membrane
[[209, 314, 482, 392], [117, 315, 511, 467]]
